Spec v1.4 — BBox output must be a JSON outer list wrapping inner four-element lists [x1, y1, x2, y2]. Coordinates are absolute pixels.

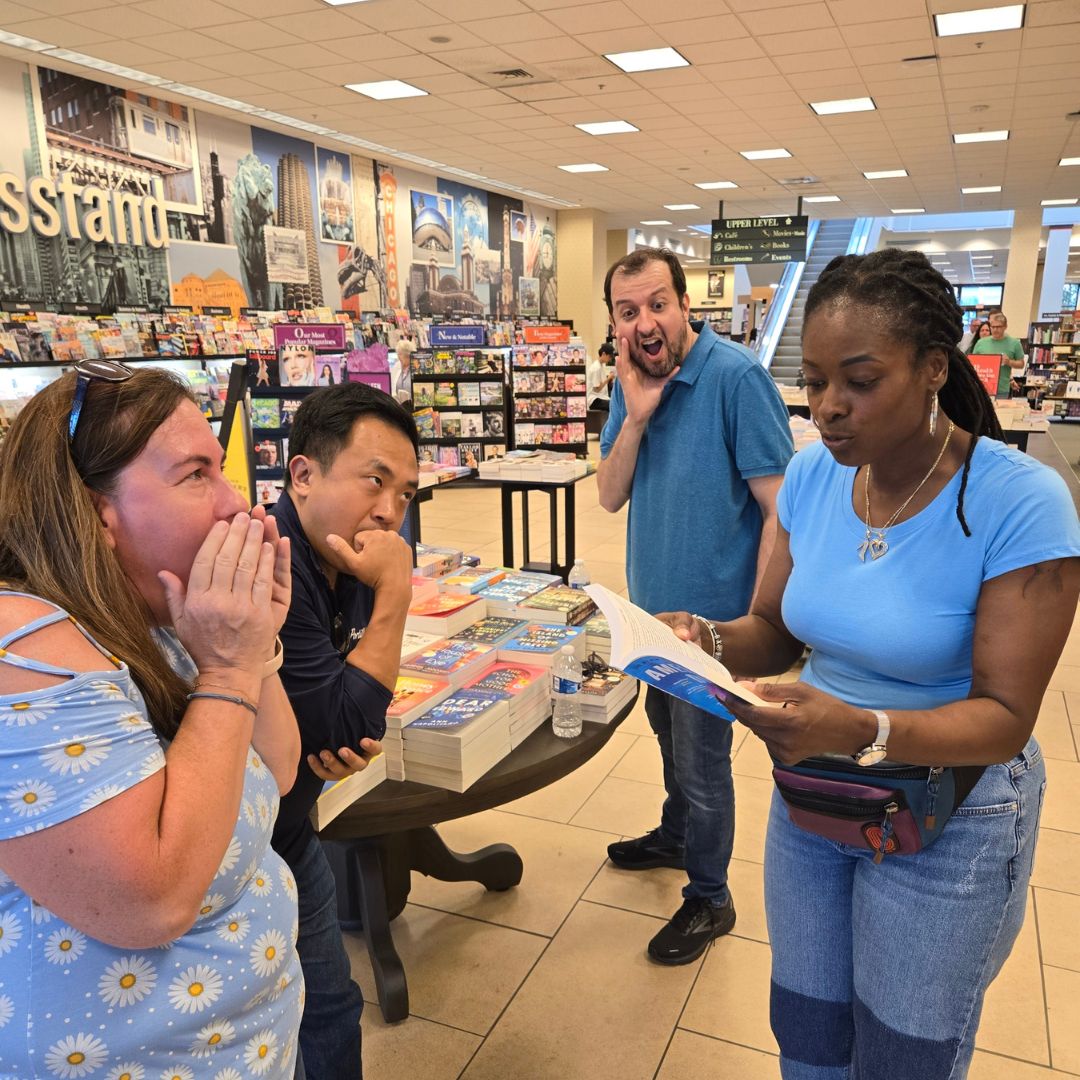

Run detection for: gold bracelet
[[264, 635, 283, 678]]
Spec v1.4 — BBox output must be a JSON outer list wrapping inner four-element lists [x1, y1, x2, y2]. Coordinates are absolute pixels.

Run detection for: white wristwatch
[[853, 709, 890, 767]]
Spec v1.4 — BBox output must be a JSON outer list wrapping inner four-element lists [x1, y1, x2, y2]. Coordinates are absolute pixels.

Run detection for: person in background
[[597, 247, 793, 964], [972, 310, 1026, 397], [748, 325, 759, 347], [270, 383, 419, 1080], [659, 249, 1080, 1078], [958, 318, 984, 353], [0, 365, 305, 1076], [979, 321, 993, 338], [586, 341, 616, 412]]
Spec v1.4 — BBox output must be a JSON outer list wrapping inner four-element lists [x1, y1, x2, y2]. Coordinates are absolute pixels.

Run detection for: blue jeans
[[645, 687, 735, 906], [765, 738, 1046, 1080], [291, 833, 365, 1080]]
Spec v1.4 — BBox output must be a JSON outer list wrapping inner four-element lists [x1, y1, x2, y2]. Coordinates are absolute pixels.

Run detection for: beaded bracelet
[[691, 614, 724, 663], [186, 690, 258, 717]]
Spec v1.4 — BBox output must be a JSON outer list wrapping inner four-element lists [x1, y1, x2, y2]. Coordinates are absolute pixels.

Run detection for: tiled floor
[[348, 440, 1080, 1080]]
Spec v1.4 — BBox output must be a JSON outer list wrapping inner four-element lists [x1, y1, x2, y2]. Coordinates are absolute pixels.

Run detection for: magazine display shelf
[[509, 342, 587, 455], [411, 347, 511, 469]]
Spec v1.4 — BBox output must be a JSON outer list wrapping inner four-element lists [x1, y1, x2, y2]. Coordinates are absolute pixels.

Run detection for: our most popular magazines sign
[[273, 323, 348, 352]]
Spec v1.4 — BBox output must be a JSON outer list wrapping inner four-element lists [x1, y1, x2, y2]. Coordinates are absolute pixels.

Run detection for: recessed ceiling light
[[695, 181, 738, 190], [663, 203, 701, 211], [962, 185, 1002, 193], [1060, 157, 1080, 167], [604, 47, 689, 73], [557, 163, 609, 173], [864, 169, 908, 179], [576, 120, 639, 136], [740, 148, 791, 160], [1043, 198, 1079, 205], [809, 96, 875, 116], [640, 220, 673, 225], [934, 5, 1025, 37], [953, 130, 1009, 143], [803, 195, 841, 203], [345, 80, 427, 100], [891, 207, 925, 213]]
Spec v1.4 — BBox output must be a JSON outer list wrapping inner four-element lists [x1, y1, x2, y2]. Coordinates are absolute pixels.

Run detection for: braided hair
[[802, 248, 1005, 537]]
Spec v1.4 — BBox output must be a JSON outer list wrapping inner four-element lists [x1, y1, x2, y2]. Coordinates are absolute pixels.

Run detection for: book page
[[584, 584, 777, 719]]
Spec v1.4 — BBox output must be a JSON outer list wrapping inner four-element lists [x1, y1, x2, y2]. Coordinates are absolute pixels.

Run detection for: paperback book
[[515, 585, 597, 626], [451, 616, 526, 646], [401, 638, 496, 687], [497, 623, 586, 666], [405, 593, 485, 636], [583, 584, 777, 722]]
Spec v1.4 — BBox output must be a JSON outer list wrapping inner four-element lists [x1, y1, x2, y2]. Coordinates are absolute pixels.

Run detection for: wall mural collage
[[0, 56, 558, 319]]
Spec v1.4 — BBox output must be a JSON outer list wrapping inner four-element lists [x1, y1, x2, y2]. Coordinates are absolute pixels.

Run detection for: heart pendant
[[869, 537, 888, 560]]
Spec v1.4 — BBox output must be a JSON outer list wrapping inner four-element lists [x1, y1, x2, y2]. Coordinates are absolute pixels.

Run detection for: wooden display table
[[319, 688, 639, 1022]]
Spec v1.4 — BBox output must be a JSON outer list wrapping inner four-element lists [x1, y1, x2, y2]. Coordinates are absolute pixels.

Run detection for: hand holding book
[[583, 584, 780, 722]]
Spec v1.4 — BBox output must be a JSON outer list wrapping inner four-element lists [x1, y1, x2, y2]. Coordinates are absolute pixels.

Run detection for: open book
[[583, 584, 779, 722]]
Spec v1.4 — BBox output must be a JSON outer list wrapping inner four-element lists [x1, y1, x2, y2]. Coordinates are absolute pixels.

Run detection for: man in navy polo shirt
[[271, 383, 418, 1078], [598, 247, 793, 965]]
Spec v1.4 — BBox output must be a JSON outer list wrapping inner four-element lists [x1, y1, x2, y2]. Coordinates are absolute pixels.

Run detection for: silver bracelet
[[691, 614, 723, 663]]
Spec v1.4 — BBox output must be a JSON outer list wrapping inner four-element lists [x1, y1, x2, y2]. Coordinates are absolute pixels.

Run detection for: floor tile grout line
[[1031, 885, 1056, 1070], [673, 1026, 783, 1060], [401, 900, 559, 942]]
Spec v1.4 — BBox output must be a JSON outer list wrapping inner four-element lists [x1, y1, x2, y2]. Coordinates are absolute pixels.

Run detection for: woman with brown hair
[[0, 363, 305, 1077]]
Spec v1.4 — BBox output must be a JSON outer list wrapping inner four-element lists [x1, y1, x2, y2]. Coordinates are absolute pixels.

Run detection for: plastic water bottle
[[567, 558, 591, 590], [551, 645, 583, 738]]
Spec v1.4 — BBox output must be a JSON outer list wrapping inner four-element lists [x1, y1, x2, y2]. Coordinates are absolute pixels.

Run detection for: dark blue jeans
[[292, 832, 365, 1080], [645, 686, 735, 907]]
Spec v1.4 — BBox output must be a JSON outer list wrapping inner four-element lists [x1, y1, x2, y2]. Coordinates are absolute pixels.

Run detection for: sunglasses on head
[[68, 359, 134, 443]]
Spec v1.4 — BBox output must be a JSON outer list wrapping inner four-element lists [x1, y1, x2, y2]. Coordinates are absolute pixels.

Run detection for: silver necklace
[[859, 421, 954, 562]]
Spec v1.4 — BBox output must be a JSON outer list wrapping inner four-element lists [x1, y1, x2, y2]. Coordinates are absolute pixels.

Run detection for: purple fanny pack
[[773, 758, 984, 863]]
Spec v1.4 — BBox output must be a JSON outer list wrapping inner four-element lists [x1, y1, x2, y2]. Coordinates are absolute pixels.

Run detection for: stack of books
[[465, 661, 550, 748], [405, 594, 486, 636], [402, 689, 512, 792], [400, 629, 443, 664], [438, 566, 509, 595], [311, 752, 388, 830], [477, 572, 561, 617], [382, 673, 453, 780], [414, 544, 464, 578], [498, 623, 587, 666], [451, 616, 527, 648], [515, 585, 596, 626], [401, 638, 496, 688], [579, 669, 638, 724], [584, 613, 611, 663]]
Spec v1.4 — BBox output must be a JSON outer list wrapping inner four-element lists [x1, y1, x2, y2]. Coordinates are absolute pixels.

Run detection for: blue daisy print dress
[[0, 594, 304, 1078]]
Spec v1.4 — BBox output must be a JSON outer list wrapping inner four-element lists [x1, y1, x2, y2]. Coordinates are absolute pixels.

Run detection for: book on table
[[381, 673, 453, 779], [497, 623, 587, 666], [451, 616, 527, 647], [405, 593, 486, 636], [401, 638, 496, 688], [439, 566, 509, 595], [311, 752, 388, 830], [579, 668, 638, 723], [400, 628, 444, 663], [514, 585, 597, 626], [583, 584, 778, 722]]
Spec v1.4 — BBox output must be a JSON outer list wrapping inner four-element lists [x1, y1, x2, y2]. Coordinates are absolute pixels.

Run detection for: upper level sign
[[710, 215, 809, 265]]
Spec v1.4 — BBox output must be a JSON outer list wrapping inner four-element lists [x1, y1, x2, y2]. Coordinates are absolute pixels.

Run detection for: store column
[[1037, 225, 1072, 320], [556, 209, 609, 356], [1003, 206, 1042, 331]]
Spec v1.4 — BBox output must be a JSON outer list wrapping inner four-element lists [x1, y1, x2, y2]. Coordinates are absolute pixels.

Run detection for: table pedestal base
[[325, 826, 523, 1022]]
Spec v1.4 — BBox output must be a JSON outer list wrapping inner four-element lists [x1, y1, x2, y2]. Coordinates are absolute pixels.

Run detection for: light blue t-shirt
[[779, 439, 1080, 710], [600, 323, 794, 619]]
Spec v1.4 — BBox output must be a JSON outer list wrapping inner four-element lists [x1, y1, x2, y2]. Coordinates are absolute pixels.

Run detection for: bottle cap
[[561, 645, 575, 654]]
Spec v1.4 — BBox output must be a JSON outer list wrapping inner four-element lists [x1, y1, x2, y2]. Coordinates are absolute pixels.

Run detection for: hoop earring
[[929, 393, 939, 437]]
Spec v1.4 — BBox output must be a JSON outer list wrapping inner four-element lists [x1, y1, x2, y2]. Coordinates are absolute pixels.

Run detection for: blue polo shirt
[[600, 322, 793, 620]]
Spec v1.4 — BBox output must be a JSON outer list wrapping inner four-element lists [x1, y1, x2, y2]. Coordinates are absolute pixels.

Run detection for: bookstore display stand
[[319, 689, 639, 1023], [509, 341, 587, 455]]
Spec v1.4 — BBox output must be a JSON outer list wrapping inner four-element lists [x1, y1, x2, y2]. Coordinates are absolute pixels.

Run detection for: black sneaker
[[607, 828, 685, 871], [647, 896, 736, 965]]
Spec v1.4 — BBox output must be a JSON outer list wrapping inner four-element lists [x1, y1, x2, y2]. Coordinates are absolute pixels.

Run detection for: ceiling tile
[[841, 18, 930, 48], [348, 2, 443, 32], [462, 11, 559, 43], [827, 0, 926, 24], [255, 41, 358, 69], [210, 19, 296, 50], [68, 5, 177, 34], [759, 26, 845, 55], [132, 0, 239, 27], [543, 0, 643, 34], [740, 1, 833, 35]]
